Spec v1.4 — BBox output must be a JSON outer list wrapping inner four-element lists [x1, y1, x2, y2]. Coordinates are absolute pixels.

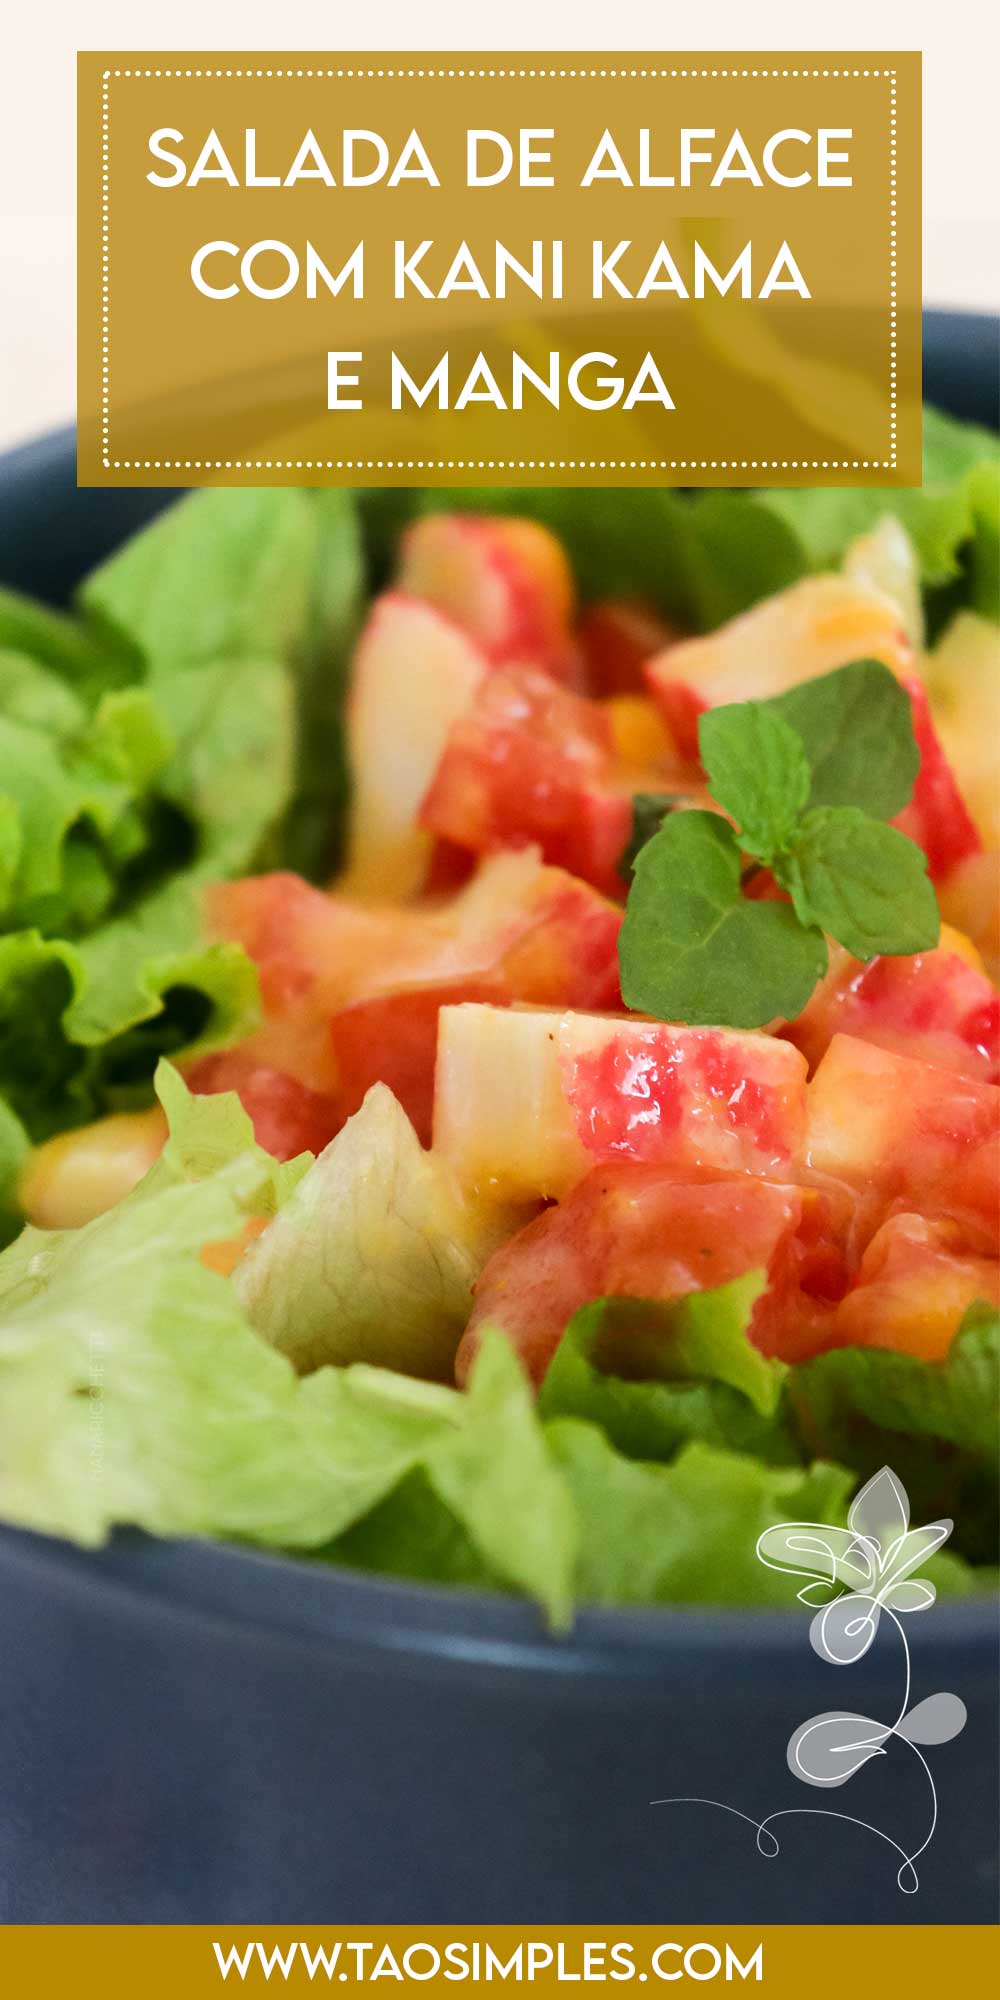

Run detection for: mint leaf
[[778, 807, 940, 960], [619, 809, 827, 1027], [764, 659, 920, 816], [699, 702, 810, 861], [619, 791, 683, 880]]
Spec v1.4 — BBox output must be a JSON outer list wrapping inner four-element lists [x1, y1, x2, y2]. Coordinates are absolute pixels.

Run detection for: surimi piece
[[784, 930, 999, 1085], [830, 1212, 1000, 1361], [418, 664, 635, 897], [208, 851, 623, 1135], [645, 575, 916, 760], [805, 1033, 1000, 1252], [644, 577, 976, 883], [396, 513, 577, 678], [458, 1167, 806, 1387], [343, 592, 487, 899], [434, 1003, 809, 1201]]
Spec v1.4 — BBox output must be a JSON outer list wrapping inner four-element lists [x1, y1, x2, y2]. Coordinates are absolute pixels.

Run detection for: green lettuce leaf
[[147, 654, 295, 873], [0, 487, 354, 1242], [0, 1108, 461, 1552], [537, 1281, 799, 1466], [1, 1058, 990, 1615], [282, 488, 367, 878], [0, 585, 137, 697], [0, 712, 139, 928], [328, 1467, 502, 1592], [149, 1059, 311, 1208], [0, 649, 88, 736], [363, 486, 809, 632], [548, 1430, 855, 1607], [755, 406, 1000, 621], [0, 1095, 29, 1250], [425, 1333, 578, 1627], [788, 1304, 1000, 1563], [1, 889, 258, 1077], [0, 1067, 575, 1624], [77, 488, 319, 672], [233, 1083, 501, 1381], [0, 931, 89, 1143], [0, 918, 256, 1239], [0, 593, 300, 1177]]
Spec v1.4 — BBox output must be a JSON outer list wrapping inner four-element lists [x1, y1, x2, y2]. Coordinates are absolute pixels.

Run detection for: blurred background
[[2, 0, 998, 455]]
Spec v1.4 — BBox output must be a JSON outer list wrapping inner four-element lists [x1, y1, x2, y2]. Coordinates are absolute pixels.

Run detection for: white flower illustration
[[653, 1465, 969, 1894], [756, 1465, 953, 1664]]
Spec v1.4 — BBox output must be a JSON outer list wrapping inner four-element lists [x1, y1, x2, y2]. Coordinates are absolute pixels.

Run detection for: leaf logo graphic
[[757, 1466, 952, 1662], [787, 1710, 891, 1788], [653, 1465, 971, 1895]]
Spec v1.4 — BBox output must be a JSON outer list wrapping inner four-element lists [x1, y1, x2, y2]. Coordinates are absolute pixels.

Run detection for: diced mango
[[18, 1108, 167, 1230]]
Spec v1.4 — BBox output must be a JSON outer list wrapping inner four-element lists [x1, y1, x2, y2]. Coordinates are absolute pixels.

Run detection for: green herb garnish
[[619, 791, 685, 880], [619, 660, 939, 1028]]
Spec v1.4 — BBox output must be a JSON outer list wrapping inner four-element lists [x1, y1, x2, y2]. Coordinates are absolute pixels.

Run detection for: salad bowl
[[0, 311, 997, 1924]]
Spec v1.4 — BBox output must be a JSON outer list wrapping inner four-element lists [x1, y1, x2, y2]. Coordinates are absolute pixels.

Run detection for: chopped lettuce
[[0, 1065, 458, 1554], [0, 486, 367, 1212], [788, 1304, 1000, 1564], [548, 1430, 855, 1607], [537, 1282, 800, 1467], [0, 1067, 574, 1621], [0, 584, 137, 696], [77, 488, 319, 671], [0, 703, 160, 931], [0, 1067, 992, 1616], [0, 648, 88, 735], [1, 422, 999, 1614], [151, 1056, 311, 1208], [234, 1083, 503, 1381], [536, 1286, 998, 1567], [282, 487, 367, 878], [422, 1333, 578, 1626], [0, 1173, 463, 1555], [754, 406, 1000, 628]]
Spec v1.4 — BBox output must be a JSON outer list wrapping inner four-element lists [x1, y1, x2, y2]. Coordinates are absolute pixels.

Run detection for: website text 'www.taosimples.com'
[[212, 1941, 764, 1986]]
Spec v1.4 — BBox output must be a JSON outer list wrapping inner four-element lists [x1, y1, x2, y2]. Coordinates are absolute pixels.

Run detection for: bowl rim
[[1, 305, 997, 1670], [2, 1518, 996, 1676]]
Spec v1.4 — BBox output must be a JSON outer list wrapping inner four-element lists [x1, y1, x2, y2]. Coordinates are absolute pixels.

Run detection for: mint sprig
[[619, 661, 940, 1029], [698, 703, 810, 863], [620, 791, 686, 880]]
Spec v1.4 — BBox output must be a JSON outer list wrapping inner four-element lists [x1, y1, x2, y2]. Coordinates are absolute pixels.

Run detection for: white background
[[1, 0, 997, 453]]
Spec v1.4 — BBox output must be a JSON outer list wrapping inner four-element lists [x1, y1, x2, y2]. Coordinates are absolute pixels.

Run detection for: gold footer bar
[[0, 1927, 997, 1994]]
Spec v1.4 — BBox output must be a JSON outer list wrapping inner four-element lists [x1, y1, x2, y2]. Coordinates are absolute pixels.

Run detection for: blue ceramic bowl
[[1, 313, 997, 1924]]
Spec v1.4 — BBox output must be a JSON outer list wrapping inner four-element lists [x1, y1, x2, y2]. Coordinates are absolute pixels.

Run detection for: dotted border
[[99, 66, 899, 474]]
